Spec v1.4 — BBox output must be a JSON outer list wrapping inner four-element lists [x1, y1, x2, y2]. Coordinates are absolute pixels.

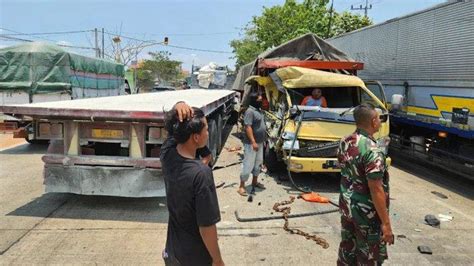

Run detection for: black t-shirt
[[160, 138, 221, 266]]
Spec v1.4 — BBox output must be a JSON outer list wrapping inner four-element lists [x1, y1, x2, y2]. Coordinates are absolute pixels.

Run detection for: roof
[[276, 66, 366, 89]]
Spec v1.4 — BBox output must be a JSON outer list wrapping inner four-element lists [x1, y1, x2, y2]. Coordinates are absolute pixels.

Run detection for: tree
[[137, 51, 183, 90], [230, 0, 372, 69]]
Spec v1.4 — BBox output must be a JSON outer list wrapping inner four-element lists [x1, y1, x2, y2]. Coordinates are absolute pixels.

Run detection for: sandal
[[252, 182, 266, 189], [237, 189, 248, 197]]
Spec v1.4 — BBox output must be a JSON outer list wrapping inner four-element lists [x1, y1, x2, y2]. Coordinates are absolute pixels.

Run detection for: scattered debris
[[260, 258, 266, 262], [414, 228, 422, 232], [215, 181, 225, 188], [438, 214, 453, 222], [417, 245, 433, 255], [258, 202, 261, 206], [273, 196, 330, 249], [247, 194, 253, 202], [397, 234, 407, 239], [276, 181, 282, 185], [431, 191, 448, 199], [225, 146, 242, 152], [425, 214, 440, 228]]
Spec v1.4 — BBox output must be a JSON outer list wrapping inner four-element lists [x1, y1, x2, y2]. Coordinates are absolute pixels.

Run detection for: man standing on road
[[238, 92, 266, 196], [337, 103, 394, 265], [161, 102, 224, 266]]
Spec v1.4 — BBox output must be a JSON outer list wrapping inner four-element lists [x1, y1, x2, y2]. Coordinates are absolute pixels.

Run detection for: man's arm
[[199, 225, 224, 266], [368, 179, 394, 245], [321, 97, 328, 108], [245, 125, 258, 151], [301, 96, 308, 105]]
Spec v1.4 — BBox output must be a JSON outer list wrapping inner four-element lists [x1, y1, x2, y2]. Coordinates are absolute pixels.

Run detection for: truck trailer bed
[[0, 89, 235, 122], [0, 89, 236, 197]]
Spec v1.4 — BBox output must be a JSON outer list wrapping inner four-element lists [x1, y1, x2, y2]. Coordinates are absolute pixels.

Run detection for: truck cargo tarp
[[232, 33, 355, 106], [0, 42, 124, 94]]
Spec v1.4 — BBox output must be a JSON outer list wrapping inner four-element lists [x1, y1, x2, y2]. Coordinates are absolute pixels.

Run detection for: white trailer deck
[[0, 89, 236, 197], [1, 89, 236, 122]]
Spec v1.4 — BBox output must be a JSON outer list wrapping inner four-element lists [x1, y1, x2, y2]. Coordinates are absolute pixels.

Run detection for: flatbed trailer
[[0, 89, 236, 197]]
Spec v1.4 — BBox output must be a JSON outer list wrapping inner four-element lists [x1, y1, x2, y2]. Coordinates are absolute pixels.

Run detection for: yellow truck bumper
[[286, 156, 392, 173]]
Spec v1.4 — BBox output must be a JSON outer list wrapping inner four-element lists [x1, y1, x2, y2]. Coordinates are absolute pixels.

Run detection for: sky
[[0, 0, 448, 71]]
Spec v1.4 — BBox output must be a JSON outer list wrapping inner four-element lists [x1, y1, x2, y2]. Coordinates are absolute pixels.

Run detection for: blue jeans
[[240, 143, 263, 182]]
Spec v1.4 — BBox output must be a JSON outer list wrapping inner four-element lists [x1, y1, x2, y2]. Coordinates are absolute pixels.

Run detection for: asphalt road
[[0, 130, 473, 265]]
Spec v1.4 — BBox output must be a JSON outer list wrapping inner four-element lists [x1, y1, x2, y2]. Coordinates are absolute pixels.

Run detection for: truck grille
[[295, 140, 339, 158]]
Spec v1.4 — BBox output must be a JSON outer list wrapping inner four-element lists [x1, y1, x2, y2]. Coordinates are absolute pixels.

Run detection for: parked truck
[[0, 42, 130, 142], [233, 33, 391, 173], [328, 1, 474, 179], [0, 89, 236, 197]]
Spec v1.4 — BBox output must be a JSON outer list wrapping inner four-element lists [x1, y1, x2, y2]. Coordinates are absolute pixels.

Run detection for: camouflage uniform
[[337, 129, 390, 266]]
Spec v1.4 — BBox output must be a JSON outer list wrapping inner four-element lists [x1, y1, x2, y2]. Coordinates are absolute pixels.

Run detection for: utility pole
[[351, 0, 372, 18], [326, 0, 335, 38], [101, 28, 105, 58], [94, 28, 99, 58]]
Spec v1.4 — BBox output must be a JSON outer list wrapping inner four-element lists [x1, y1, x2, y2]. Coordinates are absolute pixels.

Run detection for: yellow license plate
[[91, 129, 124, 139]]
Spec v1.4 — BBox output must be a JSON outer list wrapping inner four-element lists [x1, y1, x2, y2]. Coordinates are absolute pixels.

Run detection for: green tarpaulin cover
[[0, 42, 125, 94]]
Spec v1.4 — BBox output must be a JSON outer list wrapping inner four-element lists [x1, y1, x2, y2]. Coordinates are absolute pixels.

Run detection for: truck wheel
[[207, 119, 218, 165], [264, 143, 283, 173], [216, 114, 223, 150]]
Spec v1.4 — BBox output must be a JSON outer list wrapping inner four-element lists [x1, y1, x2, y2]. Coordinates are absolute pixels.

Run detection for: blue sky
[[0, 0, 447, 71]]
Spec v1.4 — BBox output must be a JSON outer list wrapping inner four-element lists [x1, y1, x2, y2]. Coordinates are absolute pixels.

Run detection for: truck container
[[328, 0, 474, 179], [0, 42, 128, 142]]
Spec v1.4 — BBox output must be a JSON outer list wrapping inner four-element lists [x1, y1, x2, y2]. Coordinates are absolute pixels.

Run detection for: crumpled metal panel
[[44, 164, 166, 197]]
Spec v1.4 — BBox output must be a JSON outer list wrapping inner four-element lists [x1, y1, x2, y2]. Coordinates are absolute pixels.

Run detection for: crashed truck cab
[[248, 66, 391, 173]]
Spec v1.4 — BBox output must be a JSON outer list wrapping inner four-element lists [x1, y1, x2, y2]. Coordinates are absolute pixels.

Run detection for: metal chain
[[273, 196, 330, 249]]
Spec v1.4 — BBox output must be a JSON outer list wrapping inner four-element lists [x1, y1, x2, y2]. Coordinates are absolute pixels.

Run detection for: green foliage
[[230, 0, 372, 69], [137, 51, 183, 90]]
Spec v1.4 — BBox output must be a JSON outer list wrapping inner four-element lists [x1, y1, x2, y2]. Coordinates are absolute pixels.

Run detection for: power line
[[0, 29, 94, 36], [104, 31, 233, 54], [117, 31, 238, 37], [0, 27, 97, 50]]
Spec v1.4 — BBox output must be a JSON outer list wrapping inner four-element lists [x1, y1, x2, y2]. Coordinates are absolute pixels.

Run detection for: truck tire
[[264, 143, 283, 173], [216, 114, 223, 150], [207, 119, 218, 165]]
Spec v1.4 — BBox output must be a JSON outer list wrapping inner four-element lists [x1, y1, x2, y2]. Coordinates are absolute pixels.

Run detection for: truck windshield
[[295, 106, 355, 123]]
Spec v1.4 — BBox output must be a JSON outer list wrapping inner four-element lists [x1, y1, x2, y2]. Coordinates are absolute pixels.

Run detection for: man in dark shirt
[[238, 92, 267, 196], [160, 102, 224, 266]]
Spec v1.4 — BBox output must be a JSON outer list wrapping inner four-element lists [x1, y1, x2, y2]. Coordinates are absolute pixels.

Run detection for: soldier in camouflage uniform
[[337, 104, 394, 266]]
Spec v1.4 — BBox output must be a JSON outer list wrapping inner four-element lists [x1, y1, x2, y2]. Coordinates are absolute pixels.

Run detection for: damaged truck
[[233, 33, 391, 173]]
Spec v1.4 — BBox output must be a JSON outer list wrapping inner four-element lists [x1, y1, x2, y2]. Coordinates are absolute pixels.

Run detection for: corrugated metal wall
[[329, 1, 474, 84]]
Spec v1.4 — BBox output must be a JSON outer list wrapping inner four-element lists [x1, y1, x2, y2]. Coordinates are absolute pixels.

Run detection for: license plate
[[91, 129, 124, 139]]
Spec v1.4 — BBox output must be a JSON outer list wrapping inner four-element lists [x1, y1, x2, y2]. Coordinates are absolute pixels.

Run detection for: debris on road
[[425, 214, 441, 228], [273, 196, 330, 249], [225, 146, 242, 152], [438, 214, 453, 222], [215, 181, 226, 189], [418, 245, 433, 255], [431, 191, 448, 199]]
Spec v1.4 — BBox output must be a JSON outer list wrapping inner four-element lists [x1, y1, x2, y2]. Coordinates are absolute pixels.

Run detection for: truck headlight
[[283, 139, 299, 150], [282, 131, 296, 140]]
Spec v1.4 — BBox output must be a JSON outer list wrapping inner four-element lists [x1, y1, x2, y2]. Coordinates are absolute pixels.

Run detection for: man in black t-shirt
[[160, 102, 224, 266]]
